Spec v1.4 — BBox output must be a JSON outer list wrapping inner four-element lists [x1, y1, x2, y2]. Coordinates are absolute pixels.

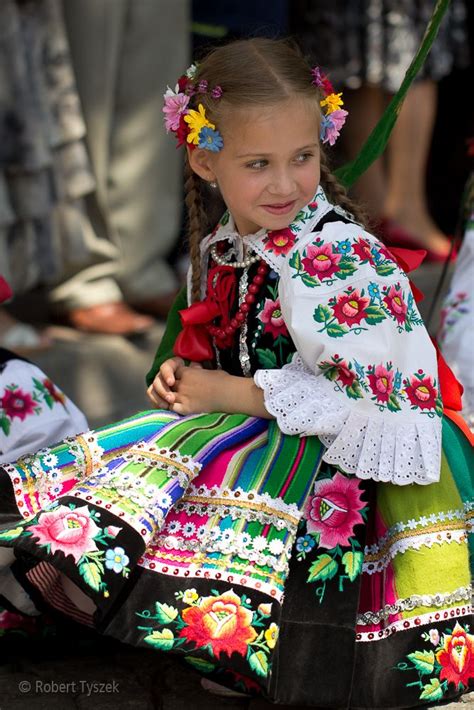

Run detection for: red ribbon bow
[[173, 265, 237, 361]]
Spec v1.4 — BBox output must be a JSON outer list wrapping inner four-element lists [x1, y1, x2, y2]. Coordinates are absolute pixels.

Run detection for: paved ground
[[1, 261, 472, 709]]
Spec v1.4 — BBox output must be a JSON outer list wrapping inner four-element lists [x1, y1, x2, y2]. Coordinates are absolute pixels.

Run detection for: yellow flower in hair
[[320, 92, 344, 114], [184, 103, 215, 145]]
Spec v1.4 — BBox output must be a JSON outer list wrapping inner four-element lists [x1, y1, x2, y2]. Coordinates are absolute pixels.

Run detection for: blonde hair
[[184, 37, 364, 301]]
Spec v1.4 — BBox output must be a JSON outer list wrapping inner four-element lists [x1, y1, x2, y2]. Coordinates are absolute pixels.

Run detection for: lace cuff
[[254, 356, 442, 485]]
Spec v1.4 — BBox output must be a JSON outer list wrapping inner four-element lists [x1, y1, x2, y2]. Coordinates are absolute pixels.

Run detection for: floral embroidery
[[289, 235, 398, 288], [395, 622, 474, 701], [404, 370, 443, 414], [438, 291, 470, 344], [313, 283, 424, 338], [0, 377, 69, 436], [137, 588, 277, 678], [298, 471, 367, 604], [263, 228, 296, 255], [305, 472, 365, 548], [318, 355, 443, 416], [257, 298, 287, 338], [11, 502, 129, 597]]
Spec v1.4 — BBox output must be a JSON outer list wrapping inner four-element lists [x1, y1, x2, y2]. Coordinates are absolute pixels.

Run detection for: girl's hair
[[184, 37, 365, 301]]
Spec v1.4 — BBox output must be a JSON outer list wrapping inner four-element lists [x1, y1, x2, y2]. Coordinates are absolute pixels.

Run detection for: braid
[[320, 156, 368, 228], [184, 158, 207, 302]]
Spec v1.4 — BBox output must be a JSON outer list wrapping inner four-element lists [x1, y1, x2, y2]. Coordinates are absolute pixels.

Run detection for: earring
[[209, 180, 218, 189]]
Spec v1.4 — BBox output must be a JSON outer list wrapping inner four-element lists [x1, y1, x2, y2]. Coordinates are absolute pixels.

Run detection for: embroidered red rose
[[180, 589, 257, 657], [404, 372, 438, 410], [258, 298, 287, 338], [368, 364, 394, 403], [43, 379, 66, 405], [352, 237, 375, 264], [383, 284, 408, 325], [332, 358, 356, 387], [302, 242, 341, 279], [332, 289, 370, 326], [436, 622, 474, 689], [1, 388, 36, 421], [306, 472, 365, 548], [264, 228, 296, 255]]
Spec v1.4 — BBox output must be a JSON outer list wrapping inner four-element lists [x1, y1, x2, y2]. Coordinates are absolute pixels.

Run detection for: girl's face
[[190, 98, 321, 236]]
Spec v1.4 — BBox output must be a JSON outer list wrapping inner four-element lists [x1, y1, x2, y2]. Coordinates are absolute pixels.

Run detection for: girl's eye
[[245, 159, 268, 170], [294, 152, 313, 163]]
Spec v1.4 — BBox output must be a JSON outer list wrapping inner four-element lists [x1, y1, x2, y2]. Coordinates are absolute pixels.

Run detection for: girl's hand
[[146, 357, 203, 409], [169, 365, 273, 419]]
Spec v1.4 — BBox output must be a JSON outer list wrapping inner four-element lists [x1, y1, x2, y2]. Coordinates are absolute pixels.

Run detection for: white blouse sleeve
[[254, 221, 443, 486]]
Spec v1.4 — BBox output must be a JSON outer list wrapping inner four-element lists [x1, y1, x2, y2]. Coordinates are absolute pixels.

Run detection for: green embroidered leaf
[[364, 305, 386, 324], [300, 272, 319, 288], [307, 554, 338, 583], [345, 381, 364, 400], [256, 348, 277, 368], [320, 365, 339, 381], [0, 416, 10, 436], [79, 561, 102, 592], [220, 212, 230, 226], [325, 322, 348, 338], [407, 650, 435, 676], [419, 678, 444, 701], [435, 396, 444, 417], [375, 263, 396, 277], [313, 305, 332, 323], [0, 526, 24, 541], [248, 650, 269, 677], [154, 602, 179, 624], [144, 628, 175, 651], [289, 251, 302, 272], [342, 551, 363, 582], [184, 656, 216, 673], [387, 393, 402, 412], [335, 259, 358, 280]]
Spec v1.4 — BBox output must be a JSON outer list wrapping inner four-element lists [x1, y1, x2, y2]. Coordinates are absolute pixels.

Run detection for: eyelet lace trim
[[254, 355, 442, 485]]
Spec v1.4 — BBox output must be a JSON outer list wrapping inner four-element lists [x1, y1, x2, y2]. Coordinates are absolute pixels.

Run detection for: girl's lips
[[261, 200, 296, 215]]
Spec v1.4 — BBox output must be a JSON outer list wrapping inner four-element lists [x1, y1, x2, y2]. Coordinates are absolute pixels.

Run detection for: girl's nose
[[267, 169, 296, 196]]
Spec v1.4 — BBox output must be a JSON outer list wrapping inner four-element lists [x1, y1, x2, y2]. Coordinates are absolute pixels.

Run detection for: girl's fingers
[[189, 361, 203, 369], [146, 385, 168, 409]]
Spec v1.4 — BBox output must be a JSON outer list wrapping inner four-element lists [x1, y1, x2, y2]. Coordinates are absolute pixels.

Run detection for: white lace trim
[[362, 528, 468, 575], [254, 355, 442, 485], [356, 585, 472, 625], [175, 484, 302, 531]]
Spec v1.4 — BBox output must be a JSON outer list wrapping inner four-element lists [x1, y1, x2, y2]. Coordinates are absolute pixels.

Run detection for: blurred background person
[[291, 0, 470, 261]]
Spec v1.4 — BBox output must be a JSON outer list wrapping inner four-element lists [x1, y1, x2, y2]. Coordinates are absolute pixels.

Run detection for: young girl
[[0, 39, 471, 708]]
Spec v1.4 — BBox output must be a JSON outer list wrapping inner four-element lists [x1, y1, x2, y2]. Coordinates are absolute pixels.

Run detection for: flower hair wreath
[[163, 62, 348, 152]]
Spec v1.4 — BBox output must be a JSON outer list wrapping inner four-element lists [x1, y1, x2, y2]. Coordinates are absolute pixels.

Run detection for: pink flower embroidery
[[1, 388, 36, 421], [332, 289, 370, 326], [264, 228, 296, 255], [383, 284, 408, 325], [163, 91, 190, 132], [306, 472, 365, 548], [302, 242, 341, 279], [368, 364, 394, 403], [405, 372, 439, 411], [258, 298, 287, 338], [27, 504, 100, 562]]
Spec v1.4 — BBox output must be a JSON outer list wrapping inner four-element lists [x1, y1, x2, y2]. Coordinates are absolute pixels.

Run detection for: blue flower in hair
[[198, 126, 224, 152]]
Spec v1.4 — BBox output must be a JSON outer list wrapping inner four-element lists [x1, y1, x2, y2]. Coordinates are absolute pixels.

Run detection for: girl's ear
[[187, 146, 216, 183]]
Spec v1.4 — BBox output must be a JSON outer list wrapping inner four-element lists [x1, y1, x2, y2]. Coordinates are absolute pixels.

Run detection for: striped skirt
[[0, 410, 472, 707]]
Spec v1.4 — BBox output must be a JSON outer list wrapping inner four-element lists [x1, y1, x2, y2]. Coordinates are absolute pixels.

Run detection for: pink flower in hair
[[321, 109, 348, 146], [163, 90, 190, 132]]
